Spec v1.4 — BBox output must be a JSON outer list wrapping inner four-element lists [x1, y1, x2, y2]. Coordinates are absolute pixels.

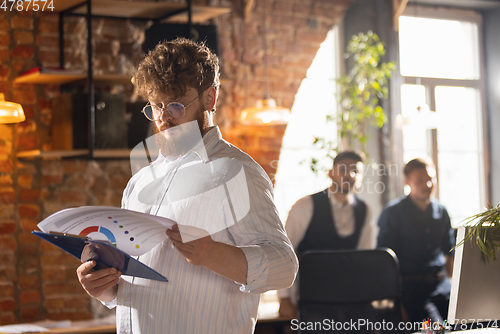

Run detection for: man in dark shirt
[[377, 158, 455, 324]]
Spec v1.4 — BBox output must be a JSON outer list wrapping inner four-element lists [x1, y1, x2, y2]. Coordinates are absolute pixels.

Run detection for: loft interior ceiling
[[408, 0, 500, 9]]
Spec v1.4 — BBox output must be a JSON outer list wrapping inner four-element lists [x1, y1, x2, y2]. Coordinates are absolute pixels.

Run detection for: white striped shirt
[[114, 126, 298, 334]]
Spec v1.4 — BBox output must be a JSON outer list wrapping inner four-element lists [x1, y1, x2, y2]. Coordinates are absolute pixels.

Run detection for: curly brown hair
[[132, 38, 220, 101]]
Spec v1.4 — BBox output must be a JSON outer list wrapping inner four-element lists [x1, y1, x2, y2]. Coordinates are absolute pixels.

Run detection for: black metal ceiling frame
[[57, 0, 193, 158]]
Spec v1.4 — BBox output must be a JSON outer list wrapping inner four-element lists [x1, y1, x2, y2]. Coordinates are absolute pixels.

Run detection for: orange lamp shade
[[240, 98, 290, 125], [0, 93, 25, 124]]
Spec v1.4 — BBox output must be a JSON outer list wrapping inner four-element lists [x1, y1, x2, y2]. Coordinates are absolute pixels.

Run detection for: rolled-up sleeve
[[239, 241, 298, 293], [229, 161, 298, 294]]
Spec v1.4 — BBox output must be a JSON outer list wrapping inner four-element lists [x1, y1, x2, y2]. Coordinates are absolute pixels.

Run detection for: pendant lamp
[[239, 0, 291, 125], [240, 94, 291, 125], [0, 93, 25, 124]]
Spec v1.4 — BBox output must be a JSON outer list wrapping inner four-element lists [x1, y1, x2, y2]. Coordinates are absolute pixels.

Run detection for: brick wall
[[0, 0, 351, 325], [0, 9, 136, 324], [216, 0, 351, 182]]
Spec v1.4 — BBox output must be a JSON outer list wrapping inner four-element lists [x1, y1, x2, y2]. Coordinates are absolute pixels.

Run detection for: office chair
[[298, 248, 402, 333]]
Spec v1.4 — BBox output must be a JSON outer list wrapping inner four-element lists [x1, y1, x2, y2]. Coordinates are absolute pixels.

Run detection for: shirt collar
[[198, 126, 221, 161], [329, 192, 355, 208]]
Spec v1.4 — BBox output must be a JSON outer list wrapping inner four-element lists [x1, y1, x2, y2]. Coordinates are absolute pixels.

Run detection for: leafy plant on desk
[[455, 203, 500, 262], [309, 31, 395, 174]]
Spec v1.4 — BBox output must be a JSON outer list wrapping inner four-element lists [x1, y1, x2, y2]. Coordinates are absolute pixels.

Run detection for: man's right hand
[[76, 260, 121, 302], [278, 297, 298, 319]]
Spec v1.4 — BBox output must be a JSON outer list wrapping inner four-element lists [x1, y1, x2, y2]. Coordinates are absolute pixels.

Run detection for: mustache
[[155, 121, 176, 133], [153, 106, 207, 134]]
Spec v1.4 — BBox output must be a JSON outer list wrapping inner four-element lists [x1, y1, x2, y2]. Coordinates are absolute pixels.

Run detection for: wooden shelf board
[[92, 149, 131, 158], [49, 324, 116, 334], [51, 0, 87, 12], [16, 149, 131, 159], [165, 5, 231, 22], [14, 72, 132, 85], [47, 0, 230, 22], [16, 149, 89, 158], [69, 0, 186, 19], [14, 72, 86, 84], [93, 74, 132, 84]]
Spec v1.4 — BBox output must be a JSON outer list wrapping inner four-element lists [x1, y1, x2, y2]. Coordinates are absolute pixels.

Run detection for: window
[[273, 28, 340, 223], [398, 7, 487, 225], [399, 16, 480, 80]]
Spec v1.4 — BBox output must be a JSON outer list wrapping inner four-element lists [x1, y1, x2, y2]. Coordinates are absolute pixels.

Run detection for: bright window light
[[398, 9, 486, 227], [400, 84, 430, 162], [399, 16, 480, 80], [435, 86, 484, 224], [273, 28, 339, 223]]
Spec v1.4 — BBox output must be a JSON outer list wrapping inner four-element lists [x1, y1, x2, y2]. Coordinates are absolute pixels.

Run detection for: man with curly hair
[[76, 38, 298, 334]]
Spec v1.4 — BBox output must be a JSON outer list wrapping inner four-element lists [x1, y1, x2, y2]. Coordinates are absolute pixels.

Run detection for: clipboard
[[33, 231, 168, 282]]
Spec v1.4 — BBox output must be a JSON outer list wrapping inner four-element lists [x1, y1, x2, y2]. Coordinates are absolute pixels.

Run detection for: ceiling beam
[[244, 0, 254, 22], [393, 0, 410, 31]]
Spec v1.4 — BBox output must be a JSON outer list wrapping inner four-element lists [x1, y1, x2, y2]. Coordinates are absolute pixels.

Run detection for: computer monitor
[[448, 226, 500, 330]]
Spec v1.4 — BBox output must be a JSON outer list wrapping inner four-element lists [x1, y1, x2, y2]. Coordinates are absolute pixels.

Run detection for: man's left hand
[[166, 224, 215, 266], [166, 223, 248, 284]]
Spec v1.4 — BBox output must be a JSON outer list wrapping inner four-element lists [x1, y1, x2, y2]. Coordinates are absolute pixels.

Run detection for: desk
[[0, 318, 116, 334], [411, 329, 500, 334], [1, 312, 293, 334], [256, 313, 294, 334], [42, 319, 291, 334], [47, 324, 115, 334]]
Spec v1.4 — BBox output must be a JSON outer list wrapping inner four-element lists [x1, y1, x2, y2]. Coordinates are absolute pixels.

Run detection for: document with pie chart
[[33, 206, 176, 282]]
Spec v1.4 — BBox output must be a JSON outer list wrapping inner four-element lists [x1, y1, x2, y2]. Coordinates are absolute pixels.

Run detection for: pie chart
[[79, 226, 117, 247]]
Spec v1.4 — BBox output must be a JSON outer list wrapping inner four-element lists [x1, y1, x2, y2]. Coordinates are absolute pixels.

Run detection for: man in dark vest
[[277, 150, 377, 318]]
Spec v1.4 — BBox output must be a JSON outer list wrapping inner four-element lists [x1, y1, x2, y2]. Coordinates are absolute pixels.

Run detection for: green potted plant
[[455, 203, 500, 262], [310, 31, 395, 173]]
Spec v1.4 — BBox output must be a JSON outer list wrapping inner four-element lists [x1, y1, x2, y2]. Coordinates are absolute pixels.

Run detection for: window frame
[[396, 5, 490, 207]]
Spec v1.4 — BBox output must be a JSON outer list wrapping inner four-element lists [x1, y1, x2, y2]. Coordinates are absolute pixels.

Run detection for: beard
[[331, 179, 355, 194], [153, 106, 209, 158]]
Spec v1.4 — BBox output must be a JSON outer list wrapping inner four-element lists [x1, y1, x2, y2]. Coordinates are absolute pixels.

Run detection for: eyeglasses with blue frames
[[142, 89, 206, 121]]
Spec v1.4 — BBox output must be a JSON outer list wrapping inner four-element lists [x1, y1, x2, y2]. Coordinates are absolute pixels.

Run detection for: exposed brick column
[[216, 0, 351, 181], [0, 132, 18, 323], [16, 160, 42, 323], [0, 10, 38, 325], [222, 124, 286, 186]]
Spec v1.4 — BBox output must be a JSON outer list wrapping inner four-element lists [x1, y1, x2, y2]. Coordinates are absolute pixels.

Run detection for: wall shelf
[[48, 0, 230, 22], [164, 6, 231, 23], [16, 149, 133, 159], [16, 0, 230, 159], [91, 74, 132, 84], [93, 149, 131, 158], [15, 73, 228, 86], [16, 149, 90, 158], [13, 72, 132, 85], [14, 72, 86, 84]]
